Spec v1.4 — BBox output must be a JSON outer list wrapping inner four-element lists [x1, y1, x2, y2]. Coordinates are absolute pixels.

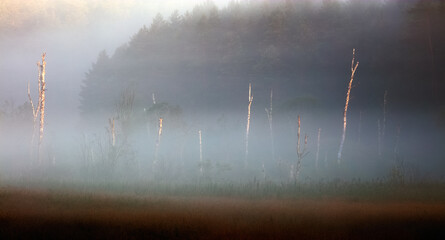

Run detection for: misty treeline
[[76, 0, 444, 181], [80, 0, 445, 115], [0, 0, 444, 184]]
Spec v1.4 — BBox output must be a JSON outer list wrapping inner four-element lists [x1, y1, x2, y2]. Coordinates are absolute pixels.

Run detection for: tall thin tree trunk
[[37, 53, 46, 165], [295, 115, 308, 180], [245, 83, 253, 166], [28, 54, 46, 165], [338, 49, 359, 164], [154, 117, 163, 168]]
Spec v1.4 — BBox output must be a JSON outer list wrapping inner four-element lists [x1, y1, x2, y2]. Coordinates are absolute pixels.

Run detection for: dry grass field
[[1, 185, 445, 239]]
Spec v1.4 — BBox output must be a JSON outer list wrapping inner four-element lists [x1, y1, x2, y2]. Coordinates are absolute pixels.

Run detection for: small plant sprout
[[245, 83, 253, 166], [338, 48, 359, 164]]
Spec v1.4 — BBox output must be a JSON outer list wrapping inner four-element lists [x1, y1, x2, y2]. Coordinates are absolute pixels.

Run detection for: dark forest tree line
[[79, 0, 445, 120]]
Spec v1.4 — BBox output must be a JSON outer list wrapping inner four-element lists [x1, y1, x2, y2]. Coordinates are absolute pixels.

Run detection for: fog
[[0, 0, 444, 186]]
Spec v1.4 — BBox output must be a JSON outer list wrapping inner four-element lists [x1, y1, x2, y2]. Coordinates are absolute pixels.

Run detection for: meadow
[[1, 180, 445, 239]]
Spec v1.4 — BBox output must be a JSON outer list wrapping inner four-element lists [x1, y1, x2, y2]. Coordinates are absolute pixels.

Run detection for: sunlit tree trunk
[[295, 115, 308, 180], [337, 49, 359, 164], [154, 117, 163, 170], [245, 83, 253, 167], [28, 53, 46, 165], [38, 53, 46, 165]]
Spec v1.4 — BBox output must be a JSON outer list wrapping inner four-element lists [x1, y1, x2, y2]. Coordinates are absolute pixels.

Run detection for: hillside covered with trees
[[79, 0, 445, 120]]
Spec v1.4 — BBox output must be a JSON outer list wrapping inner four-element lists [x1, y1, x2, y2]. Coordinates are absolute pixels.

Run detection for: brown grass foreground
[[1, 187, 445, 239]]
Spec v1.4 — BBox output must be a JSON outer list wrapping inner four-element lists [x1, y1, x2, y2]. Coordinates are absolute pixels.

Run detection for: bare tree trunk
[[245, 83, 253, 166], [295, 116, 308, 180], [337, 49, 359, 164], [154, 117, 163, 168], [38, 53, 46, 164]]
